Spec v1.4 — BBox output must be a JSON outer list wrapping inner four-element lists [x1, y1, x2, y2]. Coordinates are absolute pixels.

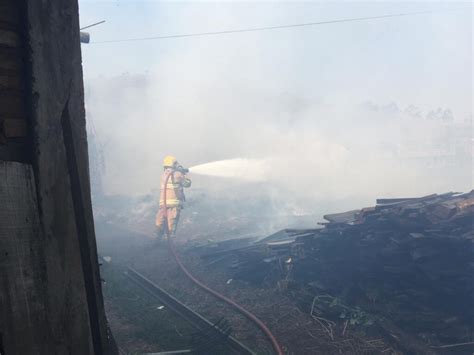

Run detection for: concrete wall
[[0, 1, 113, 354]]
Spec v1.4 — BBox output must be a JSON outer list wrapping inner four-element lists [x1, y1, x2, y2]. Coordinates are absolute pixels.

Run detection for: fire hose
[[162, 171, 284, 355]]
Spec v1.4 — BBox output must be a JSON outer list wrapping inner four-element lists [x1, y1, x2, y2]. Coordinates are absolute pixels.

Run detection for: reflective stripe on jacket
[[159, 168, 191, 207]]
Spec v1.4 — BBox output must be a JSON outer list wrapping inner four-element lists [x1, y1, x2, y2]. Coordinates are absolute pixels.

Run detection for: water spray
[[189, 158, 269, 182]]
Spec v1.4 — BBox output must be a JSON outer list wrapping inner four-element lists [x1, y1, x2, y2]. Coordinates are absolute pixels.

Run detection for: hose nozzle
[[176, 165, 189, 174]]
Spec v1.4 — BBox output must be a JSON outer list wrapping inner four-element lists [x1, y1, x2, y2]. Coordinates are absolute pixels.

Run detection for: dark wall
[[0, 1, 29, 161], [0, 1, 112, 353]]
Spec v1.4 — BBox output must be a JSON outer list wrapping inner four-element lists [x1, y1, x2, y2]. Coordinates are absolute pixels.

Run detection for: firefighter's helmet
[[163, 155, 177, 168]]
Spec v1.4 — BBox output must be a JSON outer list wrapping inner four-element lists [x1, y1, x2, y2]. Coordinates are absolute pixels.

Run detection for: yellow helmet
[[163, 155, 177, 167]]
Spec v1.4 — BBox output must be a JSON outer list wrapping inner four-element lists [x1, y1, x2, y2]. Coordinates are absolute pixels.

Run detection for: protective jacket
[[159, 168, 191, 207]]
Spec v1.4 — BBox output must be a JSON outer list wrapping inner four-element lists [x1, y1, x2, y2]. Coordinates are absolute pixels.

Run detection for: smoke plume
[[83, 2, 472, 223]]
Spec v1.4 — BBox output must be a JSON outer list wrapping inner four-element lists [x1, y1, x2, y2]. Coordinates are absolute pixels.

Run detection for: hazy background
[[79, 1, 472, 234]]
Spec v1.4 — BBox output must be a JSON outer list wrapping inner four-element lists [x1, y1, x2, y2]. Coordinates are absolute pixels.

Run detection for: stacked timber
[[298, 192, 473, 339], [198, 191, 474, 349]]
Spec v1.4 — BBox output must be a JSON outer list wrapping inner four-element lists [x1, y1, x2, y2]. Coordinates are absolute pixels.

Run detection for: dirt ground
[[97, 221, 396, 354], [101, 260, 198, 354]]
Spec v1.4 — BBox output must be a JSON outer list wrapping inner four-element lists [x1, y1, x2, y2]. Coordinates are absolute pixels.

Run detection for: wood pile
[[195, 191, 474, 350]]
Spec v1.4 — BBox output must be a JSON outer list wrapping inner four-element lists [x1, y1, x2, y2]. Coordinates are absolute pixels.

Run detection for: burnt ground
[[97, 221, 396, 354], [133, 244, 396, 354], [101, 261, 197, 354]]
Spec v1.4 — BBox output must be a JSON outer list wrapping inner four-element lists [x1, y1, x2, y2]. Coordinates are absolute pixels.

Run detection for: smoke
[[83, 2, 472, 222]]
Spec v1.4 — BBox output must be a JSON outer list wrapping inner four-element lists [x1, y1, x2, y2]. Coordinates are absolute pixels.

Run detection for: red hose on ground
[[162, 171, 284, 355]]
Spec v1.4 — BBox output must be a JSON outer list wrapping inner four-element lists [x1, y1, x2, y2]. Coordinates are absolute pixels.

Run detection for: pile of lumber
[[195, 191, 474, 349]]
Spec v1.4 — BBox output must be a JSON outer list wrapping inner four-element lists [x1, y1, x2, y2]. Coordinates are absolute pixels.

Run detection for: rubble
[[196, 191, 474, 351]]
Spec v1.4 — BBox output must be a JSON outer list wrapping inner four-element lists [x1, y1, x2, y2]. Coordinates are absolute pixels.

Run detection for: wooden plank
[[25, 0, 109, 352], [323, 209, 360, 223], [0, 161, 50, 354], [376, 197, 418, 205]]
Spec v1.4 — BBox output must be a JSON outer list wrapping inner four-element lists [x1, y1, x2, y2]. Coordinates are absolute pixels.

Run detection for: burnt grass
[[97, 221, 395, 354]]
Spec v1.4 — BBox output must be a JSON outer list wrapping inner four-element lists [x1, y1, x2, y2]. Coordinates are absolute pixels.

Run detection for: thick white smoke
[[83, 2, 472, 219]]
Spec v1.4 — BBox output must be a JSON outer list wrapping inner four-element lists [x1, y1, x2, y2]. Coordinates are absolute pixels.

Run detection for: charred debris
[[190, 191, 474, 351]]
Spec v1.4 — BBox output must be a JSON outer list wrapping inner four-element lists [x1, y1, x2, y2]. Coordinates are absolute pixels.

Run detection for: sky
[[78, 0, 473, 214], [79, 1, 471, 111]]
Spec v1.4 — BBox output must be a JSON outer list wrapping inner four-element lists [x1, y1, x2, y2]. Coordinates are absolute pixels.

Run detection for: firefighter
[[155, 155, 191, 239]]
